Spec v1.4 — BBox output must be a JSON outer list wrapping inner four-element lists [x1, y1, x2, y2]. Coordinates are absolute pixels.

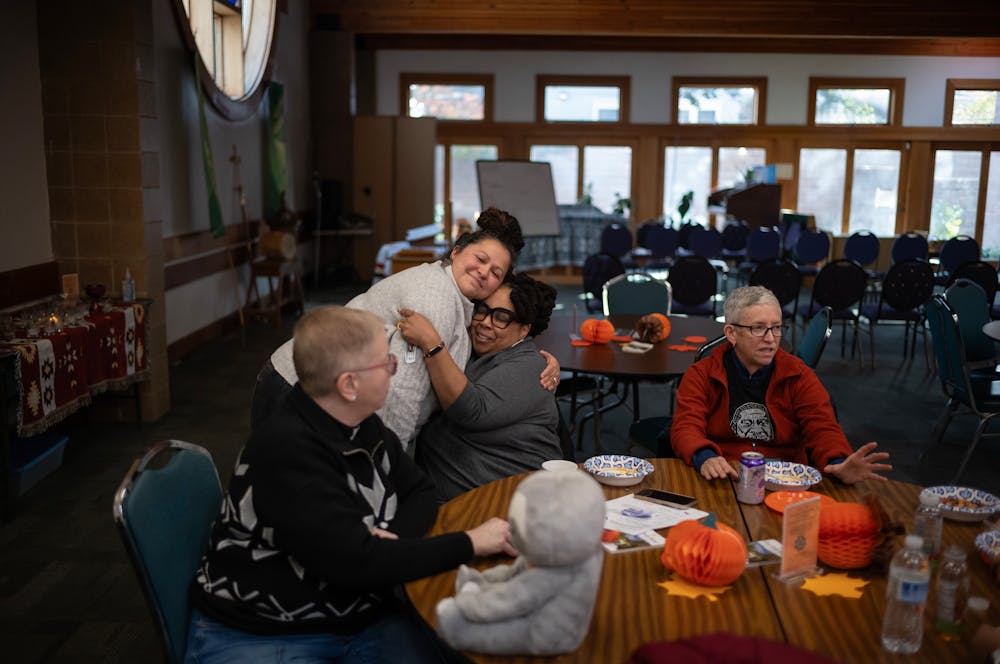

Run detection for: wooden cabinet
[[352, 116, 437, 275]]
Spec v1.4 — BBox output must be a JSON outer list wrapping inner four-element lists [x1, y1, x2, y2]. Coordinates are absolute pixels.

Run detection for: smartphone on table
[[634, 488, 697, 509]]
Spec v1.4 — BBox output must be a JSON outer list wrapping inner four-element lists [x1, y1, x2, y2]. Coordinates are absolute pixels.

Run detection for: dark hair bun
[[508, 272, 557, 337], [476, 207, 525, 253]]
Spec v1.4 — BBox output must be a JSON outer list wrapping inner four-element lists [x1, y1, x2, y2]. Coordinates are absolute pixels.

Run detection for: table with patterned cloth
[[1, 302, 149, 437], [517, 205, 626, 272]]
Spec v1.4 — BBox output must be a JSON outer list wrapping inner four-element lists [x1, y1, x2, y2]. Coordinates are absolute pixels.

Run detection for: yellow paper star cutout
[[801, 572, 869, 599], [657, 575, 731, 601]]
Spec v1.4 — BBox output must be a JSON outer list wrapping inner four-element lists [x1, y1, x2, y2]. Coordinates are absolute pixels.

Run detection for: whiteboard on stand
[[476, 160, 559, 237]]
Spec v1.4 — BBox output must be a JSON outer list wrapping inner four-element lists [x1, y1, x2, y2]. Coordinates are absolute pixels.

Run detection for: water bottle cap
[[967, 596, 990, 611], [919, 491, 940, 507], [904, 534, 924, 550], [941, 545, 966, 561]]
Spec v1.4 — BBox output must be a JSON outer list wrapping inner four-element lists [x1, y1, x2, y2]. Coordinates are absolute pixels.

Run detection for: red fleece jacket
[[670, 344, 852, 468]]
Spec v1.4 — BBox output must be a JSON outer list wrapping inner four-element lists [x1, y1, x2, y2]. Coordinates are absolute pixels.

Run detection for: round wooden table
[[406, 460, 998, 663]]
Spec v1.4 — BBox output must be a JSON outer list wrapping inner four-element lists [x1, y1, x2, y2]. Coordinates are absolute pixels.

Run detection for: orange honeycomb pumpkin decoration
[[580, 318, 615, 344], [817, 501, 880, 570], [661, 514, 747, 586]]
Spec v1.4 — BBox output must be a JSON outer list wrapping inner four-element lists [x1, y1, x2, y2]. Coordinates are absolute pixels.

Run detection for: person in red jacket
[[671, 286, 891, 483]]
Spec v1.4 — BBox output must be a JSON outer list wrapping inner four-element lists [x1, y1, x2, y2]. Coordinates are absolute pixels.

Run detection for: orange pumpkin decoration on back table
[[661, 514, 747, 586], [580, 318, 615, 344], [636, 313, 672, 343]]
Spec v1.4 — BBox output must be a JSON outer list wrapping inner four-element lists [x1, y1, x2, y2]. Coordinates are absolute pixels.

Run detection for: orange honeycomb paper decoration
[[817, 501, 881, 570], [580, 318, 615, 344], [661, 514, 747, 586]]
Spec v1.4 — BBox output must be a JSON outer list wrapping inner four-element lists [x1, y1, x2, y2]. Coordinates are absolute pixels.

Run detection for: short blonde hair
[[292, 306, 385, 398]]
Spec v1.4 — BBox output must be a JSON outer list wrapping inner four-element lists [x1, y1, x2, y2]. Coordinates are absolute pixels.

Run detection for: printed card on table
[[779, 495, 820, 581]]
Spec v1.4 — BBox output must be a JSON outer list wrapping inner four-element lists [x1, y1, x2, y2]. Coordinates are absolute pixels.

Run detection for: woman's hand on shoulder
[[539, 350, 561, 392], [397, 308, 441, 351]]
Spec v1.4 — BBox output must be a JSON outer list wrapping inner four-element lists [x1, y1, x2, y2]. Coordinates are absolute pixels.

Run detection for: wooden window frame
[[808, 77, 905, 127], [399, 73, 495, 122], [672, 77, 768, 126], [535, 75, 631, 124], [944, 79, 1000, 127]]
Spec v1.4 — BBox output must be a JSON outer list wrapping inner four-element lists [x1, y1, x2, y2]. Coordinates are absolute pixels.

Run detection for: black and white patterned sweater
[[190, 384, 472, 635]]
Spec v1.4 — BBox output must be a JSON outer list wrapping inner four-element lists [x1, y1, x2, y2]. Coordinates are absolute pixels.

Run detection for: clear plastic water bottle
[[963, 596, 991, 647], [913, 492, 942, 561], [934, 545, 969, 640], [882, 535, 931, 654]]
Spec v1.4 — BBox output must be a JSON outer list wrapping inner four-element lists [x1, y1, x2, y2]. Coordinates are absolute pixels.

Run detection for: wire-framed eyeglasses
[[472, 301, 518, 329], [731, 323, 789, 338], [344, 353, 398, 376]]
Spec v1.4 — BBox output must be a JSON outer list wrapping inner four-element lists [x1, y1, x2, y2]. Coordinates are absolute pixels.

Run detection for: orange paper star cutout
[[657, 575, 731, 601], [801, 573, 869, 599]]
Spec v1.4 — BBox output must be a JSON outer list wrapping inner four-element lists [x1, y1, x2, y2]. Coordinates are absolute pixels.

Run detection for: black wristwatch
[[423, 341, 446, 358]]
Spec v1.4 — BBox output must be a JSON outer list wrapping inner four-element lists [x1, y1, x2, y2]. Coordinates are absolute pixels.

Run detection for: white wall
[[0, 2, 52, 272], [375, 50, 1000, 126], [157, 2, 312, 344]]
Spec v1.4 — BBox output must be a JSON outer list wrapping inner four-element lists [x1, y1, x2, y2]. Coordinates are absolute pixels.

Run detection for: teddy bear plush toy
[[435, 469, 606, 655]]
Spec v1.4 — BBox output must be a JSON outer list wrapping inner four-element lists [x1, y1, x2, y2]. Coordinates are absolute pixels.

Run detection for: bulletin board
[[476, 160, 560, 237]]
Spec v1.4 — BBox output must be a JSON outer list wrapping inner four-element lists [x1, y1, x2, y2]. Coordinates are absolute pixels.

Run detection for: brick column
[[38, 0, 169, 421]]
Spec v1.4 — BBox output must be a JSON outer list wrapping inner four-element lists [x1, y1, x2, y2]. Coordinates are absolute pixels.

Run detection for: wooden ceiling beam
[[312, 1, 1000, 41], [351, 34, 1000, 57]]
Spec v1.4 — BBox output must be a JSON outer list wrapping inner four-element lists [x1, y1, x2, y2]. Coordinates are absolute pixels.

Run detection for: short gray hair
[[723, 286, 780, 324], [292, 306, 385, 398]]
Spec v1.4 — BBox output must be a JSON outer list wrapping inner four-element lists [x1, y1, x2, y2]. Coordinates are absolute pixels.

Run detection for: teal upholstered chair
[[796, 306, 833, 369], [113, 440, 222, 663], [925, 296, 1000, 482]]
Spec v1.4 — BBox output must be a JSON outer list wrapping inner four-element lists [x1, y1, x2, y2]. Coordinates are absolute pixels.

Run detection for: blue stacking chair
[[582, 253, 626, 314], [667, 255, 718, 317], [737, 226, 781, 284], [947, 261, 998, 312], [935, 235, 980, 286], [601, 222, 634, 265], [794, 229, 831, 277], [637, 223, 678, 271], [113, 440, 223, 664], [602, 273, 672, 316], [749, 258, 801, 341], [801, 259, 868, 364], [924, 296, 1000, 482], [720, 222, 750, 264], [890, 231, 929, 264], [859, 258, 935, 368], [843, 231, 880, 272]]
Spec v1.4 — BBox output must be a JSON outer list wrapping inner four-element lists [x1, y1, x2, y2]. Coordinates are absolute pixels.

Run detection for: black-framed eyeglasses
[[731, 323, 788, 338], [344, 353, 398, 376], [472, 301, 518, 329]]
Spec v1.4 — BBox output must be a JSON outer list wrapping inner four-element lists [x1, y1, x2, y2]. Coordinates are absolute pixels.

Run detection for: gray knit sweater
[[416, 338, 561, 502], [269, 261, 473, 450]]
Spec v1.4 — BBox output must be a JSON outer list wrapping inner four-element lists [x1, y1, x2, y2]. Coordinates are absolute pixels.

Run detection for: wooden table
[[406, 459, 997, 663], [536, 315, 724, 450]]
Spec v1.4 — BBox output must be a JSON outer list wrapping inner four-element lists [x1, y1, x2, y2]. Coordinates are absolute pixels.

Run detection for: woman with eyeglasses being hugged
[[671, 286, 891, 485], [396, 272, 562, 502], [256, 208, 560, 451]]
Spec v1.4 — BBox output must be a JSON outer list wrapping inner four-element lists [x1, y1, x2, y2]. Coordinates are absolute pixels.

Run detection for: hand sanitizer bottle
[[122, 268, 136, 303]]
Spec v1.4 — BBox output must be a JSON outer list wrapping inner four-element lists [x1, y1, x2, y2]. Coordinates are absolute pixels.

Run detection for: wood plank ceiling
[[312, 1, 1000, 56]]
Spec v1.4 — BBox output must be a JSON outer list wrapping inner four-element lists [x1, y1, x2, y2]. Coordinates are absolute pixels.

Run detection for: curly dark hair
[[453, 207, 525, 274], [507, 272, 557, 337]]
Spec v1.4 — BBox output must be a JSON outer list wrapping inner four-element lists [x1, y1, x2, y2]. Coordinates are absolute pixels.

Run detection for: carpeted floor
[[1, 279, 997, 662]]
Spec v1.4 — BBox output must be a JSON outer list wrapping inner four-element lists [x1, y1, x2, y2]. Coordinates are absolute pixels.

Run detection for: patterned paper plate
[[975, 529, 1000, 565], [921, 486, 1000, 522], [583, 455, 654, 487], [765, 461, 822, 492]]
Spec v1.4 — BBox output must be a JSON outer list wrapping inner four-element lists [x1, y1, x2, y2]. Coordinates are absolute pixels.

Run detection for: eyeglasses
[[345, 353, 398, 376], [731, 323, 789, 338], [472, 301, 518, 329]]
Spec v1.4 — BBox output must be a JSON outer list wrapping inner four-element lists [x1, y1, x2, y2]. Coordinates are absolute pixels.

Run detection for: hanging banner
[[194, 53, 225, 238], [264, 82, 288, 219]]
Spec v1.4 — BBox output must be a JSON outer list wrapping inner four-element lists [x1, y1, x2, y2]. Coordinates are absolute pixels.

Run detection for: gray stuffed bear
[[435, 469, 606, 655]]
